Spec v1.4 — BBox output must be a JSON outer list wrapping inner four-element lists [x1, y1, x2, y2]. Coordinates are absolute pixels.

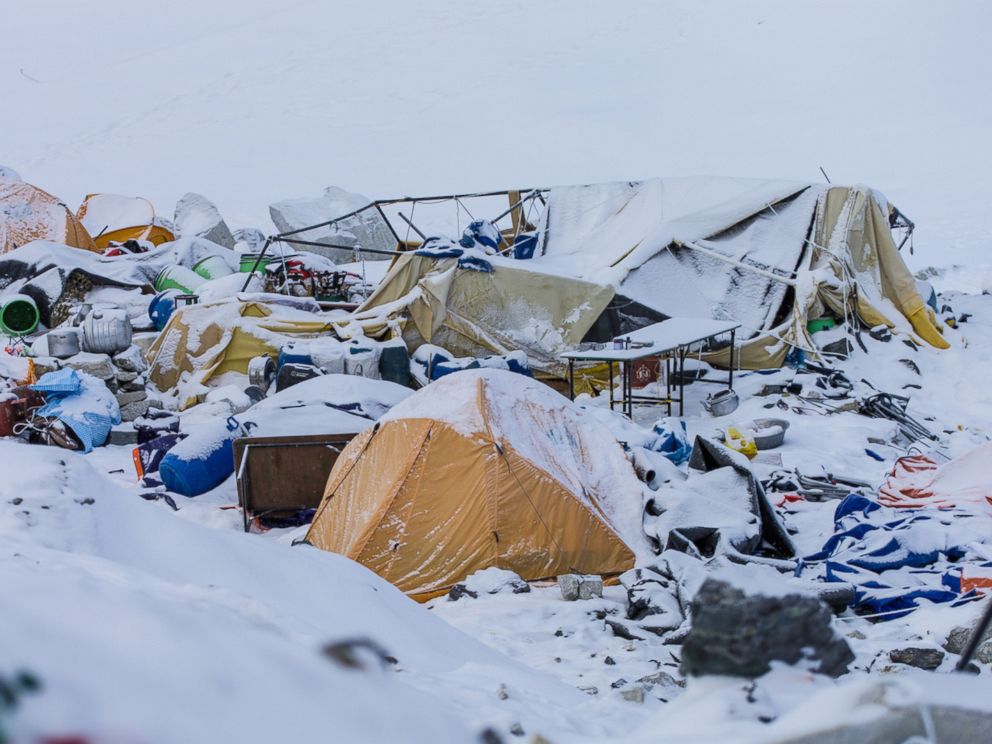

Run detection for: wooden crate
[[234, 433, 357, 531]]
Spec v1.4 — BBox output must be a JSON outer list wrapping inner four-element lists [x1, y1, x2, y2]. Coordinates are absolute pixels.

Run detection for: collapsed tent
[[305, 369, 640, 599], [349, 177, 947, 374], [76, 193, 174, 250], [0, 176, 97, 254], [147, 298, 335, 409], [342, 250, 616, 370]]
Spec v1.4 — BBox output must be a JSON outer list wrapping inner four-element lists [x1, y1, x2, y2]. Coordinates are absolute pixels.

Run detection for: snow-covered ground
[[5, 2, 992, 742]]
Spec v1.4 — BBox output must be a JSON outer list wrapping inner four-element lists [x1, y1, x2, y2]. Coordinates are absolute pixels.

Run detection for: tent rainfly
[[0, 176, 97, 254], [305, 369, 639, 599]]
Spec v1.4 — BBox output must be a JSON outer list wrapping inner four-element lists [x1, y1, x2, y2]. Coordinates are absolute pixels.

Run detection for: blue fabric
[[513, 233, 538, 260], [801, 491, 979, 620], [148, 290, 180, 331], [430, 353, 532, 381], [457, 256, 493, 273], [643, 417, 692, 465], [459, 220, 501, 250], [31, 369, 121, 453]]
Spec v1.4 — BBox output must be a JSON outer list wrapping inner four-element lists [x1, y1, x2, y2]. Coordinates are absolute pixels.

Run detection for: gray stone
[[108, 428, 139, 446], [115, 390, 147, 407], [776, 698, 992, 744], [636, 671, 685, 689], [64, 353, 114, 380], [620, 686, 645, 704], [115, 369, 138, 384], [174, 192, 236, 249], [889, 646, 945, 670], [121, 379, 146, 393], [680, 578, 853, 678], [113, 345, 149, 374], [232, 227, 267, 252], [558, 574, 604, 601], [120, 400, 151, 422], [945, 621, 992, 655]]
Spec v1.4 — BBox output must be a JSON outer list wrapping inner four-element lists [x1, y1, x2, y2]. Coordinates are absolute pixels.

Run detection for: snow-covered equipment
[[702, 388, 739, 417], [153, 265, 205, 295], [148, 290, 181, 331], [276, 362, 323, 392], [0, 176, 97, 254], [750, 418, 789, 450], [28, 368, 121, 453], [46, 328, 81, 359], [0, 294, 40, 336], [305, 369, 640, 600], [81, 309, 132, 354], [642, 417, 692, 465], [159, 416, 246, 497], [192, 254, 235, 280], [247, 355, 276, 389]]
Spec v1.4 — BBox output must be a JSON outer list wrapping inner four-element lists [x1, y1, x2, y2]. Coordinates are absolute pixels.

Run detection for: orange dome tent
[[305, 369, 638, 600], [0, 175, 97, 254], [76, 193, 174, 250]]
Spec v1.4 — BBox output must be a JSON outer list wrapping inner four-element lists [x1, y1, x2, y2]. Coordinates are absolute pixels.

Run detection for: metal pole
[[275, 236, 405, 257], [568, 358, 574, 401], [679, 348, 686, 416], [957, 598, 992, 671], [608, 361, 615, 411], [729, 329, 736, 390], [397, 211, 427, 240], [241, 237, 273, 293]]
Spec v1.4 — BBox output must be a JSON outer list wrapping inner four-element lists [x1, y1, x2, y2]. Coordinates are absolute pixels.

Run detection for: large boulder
[[269, 186, 395, 263], [681, 578, 853, 678], [174, 193, 235, 249]]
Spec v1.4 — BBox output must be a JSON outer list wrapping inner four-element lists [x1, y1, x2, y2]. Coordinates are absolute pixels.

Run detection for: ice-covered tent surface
[[533, 177, 814, 334], [0, 177, 97, 254], [307, 369, 648, 598]]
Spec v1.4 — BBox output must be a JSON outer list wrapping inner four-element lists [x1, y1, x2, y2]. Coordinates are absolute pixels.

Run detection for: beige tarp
[[147, 300, 335, 409], [340, 182, 946, 378], [306, 372, 636, 599], [343, 253, 615, 372], [704, 185, 948, 368], [0, 177, 97, 254]]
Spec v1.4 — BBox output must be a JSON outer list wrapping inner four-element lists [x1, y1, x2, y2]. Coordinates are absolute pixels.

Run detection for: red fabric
[[879, 444, 992, 511]]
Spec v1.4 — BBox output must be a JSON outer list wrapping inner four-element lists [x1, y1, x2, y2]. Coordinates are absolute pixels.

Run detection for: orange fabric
[[306, 376, 636, 600], [879, 446, 992, 511], [0, 177, 97, 253]]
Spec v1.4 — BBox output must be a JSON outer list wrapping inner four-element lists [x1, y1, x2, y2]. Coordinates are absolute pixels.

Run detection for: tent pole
[[241, 237, 272, 293]]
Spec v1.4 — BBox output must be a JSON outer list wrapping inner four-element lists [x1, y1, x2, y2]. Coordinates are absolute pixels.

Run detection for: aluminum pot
[[703, 389, 740, 417], [47, 328, 81, 359]]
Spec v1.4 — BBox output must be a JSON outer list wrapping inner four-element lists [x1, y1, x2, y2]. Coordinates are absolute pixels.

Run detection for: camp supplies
[[751, 418, 789, 450], [159, 417, 245, 497], [46, 328, 81, 359], [0, 294, 39, 336], [247, 355, 276, 389], [81, 310, 132, 354], [724, 427, 758, 458], [276, 363, 323, 392], [703, 389, 739, 417]]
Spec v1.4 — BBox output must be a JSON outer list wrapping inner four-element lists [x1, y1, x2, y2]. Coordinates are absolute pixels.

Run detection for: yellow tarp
[[147, 300, 335, 409]]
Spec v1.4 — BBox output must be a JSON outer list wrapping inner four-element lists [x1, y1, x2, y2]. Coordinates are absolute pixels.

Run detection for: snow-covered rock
[[174, 192, 235, 248]]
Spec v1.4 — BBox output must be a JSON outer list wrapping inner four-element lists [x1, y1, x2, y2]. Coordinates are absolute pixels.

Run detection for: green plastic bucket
[[154, 265, 206, 295], [192, 255, 235, 280], [0, 294, 40, 336], [807, 317, 837, 334]]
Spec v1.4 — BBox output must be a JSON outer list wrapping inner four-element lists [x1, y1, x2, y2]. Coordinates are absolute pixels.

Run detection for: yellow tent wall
[[0, 177, 97, 254]]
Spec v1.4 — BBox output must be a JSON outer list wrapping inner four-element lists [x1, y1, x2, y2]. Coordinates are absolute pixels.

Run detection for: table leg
[[608, 361, 615, 411], [568, 358, 574, 401], [729, 328, 736, 390]]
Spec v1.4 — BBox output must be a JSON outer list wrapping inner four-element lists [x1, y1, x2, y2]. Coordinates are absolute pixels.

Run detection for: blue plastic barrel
[[159, 418, 242, 497], [148, 290, 181, 331], [277, 342, 313, 370]]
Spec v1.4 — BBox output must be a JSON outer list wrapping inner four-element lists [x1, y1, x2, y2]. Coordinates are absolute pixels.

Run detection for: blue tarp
[[800, 493, 980, 619], [643, 417, 692, 465], [31, 368, 121, 453]]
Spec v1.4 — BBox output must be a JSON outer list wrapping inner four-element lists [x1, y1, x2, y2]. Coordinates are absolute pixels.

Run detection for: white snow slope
[[2, 1, 991, 282]]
